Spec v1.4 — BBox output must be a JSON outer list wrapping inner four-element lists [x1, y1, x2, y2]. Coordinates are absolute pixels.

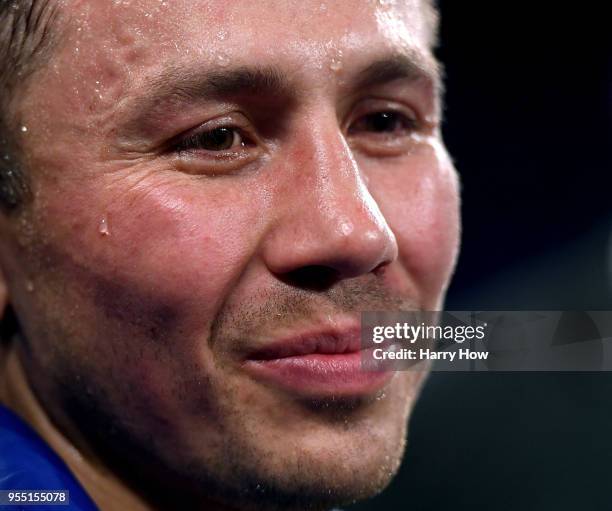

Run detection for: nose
[[262, 122, 399, 289]]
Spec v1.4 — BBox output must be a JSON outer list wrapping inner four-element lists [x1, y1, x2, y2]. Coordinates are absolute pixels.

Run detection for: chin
[[183, 433, 409, 511], [170, 372, 423, 511]]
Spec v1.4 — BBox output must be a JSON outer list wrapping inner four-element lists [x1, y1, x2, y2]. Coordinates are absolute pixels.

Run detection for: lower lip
[[243, 350, 395, 398]]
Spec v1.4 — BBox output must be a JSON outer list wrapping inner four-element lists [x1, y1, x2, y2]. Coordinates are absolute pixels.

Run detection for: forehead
[[18, 0, 438, 144], [66, 0, 431, 43], [58, 0, 434, 82]]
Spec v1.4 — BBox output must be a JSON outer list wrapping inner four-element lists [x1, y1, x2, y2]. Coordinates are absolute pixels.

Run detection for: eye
[[168, 115, 263, 175], [348, 111, 417, 136], [176, 126, 246, 153], [346, 103, 424, 157]]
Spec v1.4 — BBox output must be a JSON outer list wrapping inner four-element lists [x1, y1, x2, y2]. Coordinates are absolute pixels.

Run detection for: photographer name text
[[372, 347, 489, 361]]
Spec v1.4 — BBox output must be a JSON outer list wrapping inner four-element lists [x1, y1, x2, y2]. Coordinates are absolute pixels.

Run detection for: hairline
[[0, 0, 439, 212], [0, 0, 64, 212]]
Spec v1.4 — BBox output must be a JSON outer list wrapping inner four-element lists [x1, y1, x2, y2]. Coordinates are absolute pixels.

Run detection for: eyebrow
[[117, 66, 291, 137], [118, 52, 441, 136], [353, 52, 443, 96], [148, 65, 291, 104]]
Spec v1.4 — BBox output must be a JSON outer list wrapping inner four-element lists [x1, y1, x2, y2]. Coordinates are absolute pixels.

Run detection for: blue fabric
[[0, 404, 98, 510]]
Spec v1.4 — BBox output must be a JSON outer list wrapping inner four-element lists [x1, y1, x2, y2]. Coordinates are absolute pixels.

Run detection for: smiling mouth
[[242, 323, 395, 399]]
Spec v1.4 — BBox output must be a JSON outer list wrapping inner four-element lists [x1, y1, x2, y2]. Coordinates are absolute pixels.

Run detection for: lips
[[242, 325, 395, 398]]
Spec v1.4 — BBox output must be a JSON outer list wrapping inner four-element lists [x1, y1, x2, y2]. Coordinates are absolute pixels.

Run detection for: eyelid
[[169, 112, 255, 152], [343, 97, 433, 158], [344, 97, 424, 134], [351, 97, 419, 120], [166, 111, 266, 175]]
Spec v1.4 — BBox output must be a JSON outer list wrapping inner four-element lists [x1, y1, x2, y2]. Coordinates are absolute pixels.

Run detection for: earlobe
[[0, 260, 14, 343], [0, 266, 7, 319], [0, 268, 8, 351]]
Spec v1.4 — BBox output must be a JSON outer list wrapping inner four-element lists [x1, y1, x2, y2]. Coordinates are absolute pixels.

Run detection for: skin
[[0, 1, 460, 510]]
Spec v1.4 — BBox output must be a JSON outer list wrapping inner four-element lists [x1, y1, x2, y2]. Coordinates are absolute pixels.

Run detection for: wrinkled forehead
[[57, 0, 435, 81]]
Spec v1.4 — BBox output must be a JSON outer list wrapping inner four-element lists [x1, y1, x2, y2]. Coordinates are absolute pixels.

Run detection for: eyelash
[[348, 110, 419, 136], [174, 126, 252, 154], [170, 106, 423, 169]]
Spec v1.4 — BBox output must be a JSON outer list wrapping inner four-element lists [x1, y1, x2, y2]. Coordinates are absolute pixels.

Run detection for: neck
[[0, 343, 157, 511]]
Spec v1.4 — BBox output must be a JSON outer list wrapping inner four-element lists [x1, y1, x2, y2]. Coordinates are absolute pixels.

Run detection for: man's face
[[1, 0, 459, 509]]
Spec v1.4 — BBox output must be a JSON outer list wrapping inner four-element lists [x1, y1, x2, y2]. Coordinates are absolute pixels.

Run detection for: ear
[[0, 210, 20, 346], [0, 270, 7, 318], [0, 220, 9, 313], [0, 229, 14, 343], [0, 266, 9, 349]]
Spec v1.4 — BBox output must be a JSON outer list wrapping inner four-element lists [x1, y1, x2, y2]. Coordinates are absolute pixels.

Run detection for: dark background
[[350, 1, 612, 510]]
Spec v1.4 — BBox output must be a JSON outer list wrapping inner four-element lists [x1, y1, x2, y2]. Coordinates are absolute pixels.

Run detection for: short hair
[[423, 0, 440, 49], [0, 0, 438, 212], [0, 0, 62, 212]]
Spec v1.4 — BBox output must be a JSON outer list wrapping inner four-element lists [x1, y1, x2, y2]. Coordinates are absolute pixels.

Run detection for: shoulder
[[0, 404, 98, 510]]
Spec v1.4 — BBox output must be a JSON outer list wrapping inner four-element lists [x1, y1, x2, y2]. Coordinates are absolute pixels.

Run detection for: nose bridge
[[263, 117, 398, 279], [308, 126, 381, 235]]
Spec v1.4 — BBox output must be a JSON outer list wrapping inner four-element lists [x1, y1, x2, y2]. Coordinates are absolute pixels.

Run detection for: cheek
[[16, 172, 274, 435], [370, 147, 460, 306], [36, 173, 270, 342]]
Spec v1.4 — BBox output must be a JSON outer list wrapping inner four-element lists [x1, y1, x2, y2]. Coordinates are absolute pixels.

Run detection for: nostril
[[279, 265, 340, 292]]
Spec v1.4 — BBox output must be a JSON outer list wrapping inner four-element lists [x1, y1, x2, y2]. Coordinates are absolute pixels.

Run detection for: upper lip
[[245, 324, 363, 361]]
